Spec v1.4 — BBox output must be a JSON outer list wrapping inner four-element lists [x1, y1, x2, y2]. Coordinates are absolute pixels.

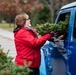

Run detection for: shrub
[[0, 45, 32, 75]]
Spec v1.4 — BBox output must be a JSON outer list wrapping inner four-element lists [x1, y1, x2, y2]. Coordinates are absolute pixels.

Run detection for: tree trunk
[[49, 0, 54, 23]]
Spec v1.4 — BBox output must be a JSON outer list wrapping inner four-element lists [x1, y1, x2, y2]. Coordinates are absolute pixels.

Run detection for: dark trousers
[[29, 68, 39, 75]]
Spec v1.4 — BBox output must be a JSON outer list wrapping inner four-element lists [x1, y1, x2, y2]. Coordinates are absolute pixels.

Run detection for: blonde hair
[[15, 13, 29, 27]]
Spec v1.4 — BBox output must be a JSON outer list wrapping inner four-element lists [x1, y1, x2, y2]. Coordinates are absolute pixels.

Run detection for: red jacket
[[14, 26, 52, 68]]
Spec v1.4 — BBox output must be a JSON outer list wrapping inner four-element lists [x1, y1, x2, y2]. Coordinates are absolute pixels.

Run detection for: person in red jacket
[[13, 13, 63, 75]]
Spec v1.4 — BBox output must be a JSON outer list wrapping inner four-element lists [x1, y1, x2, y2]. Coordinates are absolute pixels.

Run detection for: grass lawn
[[0, 23, 16, 32]]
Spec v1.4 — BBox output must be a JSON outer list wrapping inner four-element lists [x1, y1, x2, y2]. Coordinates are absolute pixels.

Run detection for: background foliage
[[0, 0, 76, 27]]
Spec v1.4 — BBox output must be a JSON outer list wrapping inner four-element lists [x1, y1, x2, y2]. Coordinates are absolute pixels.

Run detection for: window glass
[[57, 12, 70, 39], [57, 12, 70, 22]]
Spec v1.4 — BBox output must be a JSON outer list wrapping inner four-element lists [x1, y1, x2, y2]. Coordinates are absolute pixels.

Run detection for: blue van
[[40, 2, 76, 75]]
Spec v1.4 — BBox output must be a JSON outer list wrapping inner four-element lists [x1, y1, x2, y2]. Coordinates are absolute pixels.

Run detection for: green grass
[[0, 23, 36, 32], [0, 23, 16, 32]]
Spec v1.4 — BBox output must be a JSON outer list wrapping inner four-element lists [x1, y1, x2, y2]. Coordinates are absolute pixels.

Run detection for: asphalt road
[[0, 29, 16, 57]]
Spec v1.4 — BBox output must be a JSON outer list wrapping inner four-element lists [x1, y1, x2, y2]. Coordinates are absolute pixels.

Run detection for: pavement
[[0, 28, 14, 39], [0, 28, 16, 57]]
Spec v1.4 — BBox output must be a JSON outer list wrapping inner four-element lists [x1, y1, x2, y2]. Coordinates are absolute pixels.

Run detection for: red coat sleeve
[[16, 29, 52, 48]]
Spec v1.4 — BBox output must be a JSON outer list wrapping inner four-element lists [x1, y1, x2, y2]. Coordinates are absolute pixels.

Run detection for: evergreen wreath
[[36, 19, 69, 39]]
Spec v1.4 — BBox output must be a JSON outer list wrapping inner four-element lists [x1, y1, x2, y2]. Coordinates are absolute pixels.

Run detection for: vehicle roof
[[60, 2, 76, 10]]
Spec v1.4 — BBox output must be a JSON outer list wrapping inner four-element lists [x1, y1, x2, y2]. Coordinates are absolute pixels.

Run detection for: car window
[[57, 12, 70, 40]]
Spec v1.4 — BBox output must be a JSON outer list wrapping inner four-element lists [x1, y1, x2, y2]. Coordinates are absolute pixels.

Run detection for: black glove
[[48, 38, 54, 42], [50, 32, 54, 37], [48, 32, 55, 42]]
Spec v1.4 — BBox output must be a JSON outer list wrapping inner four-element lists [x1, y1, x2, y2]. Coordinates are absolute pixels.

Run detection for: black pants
[[29, 68, 39, 75]]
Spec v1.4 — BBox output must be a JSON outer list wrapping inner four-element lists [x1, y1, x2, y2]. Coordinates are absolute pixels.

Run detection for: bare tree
[[40, 0, 76, 23], [0, 0, 43, 15], [0, 0, 43, 26]]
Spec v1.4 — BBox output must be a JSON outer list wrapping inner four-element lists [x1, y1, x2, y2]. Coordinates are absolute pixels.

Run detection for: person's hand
[[54, 35, 64, 42]]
